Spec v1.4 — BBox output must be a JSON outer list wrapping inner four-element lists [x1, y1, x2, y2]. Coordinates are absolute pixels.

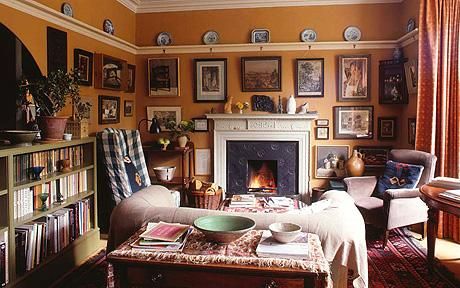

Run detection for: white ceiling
[[117, 0, 404, 13]]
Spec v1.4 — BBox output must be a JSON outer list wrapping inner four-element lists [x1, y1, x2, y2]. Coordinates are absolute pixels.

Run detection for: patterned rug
[[59, 228, 460, 288]]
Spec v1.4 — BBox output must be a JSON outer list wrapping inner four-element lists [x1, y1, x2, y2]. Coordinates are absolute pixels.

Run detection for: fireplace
[[227, 141, 298, 195], [206, 113, 317, 202]]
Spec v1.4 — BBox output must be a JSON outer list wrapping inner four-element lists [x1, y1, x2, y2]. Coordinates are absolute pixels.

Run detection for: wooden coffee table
[[107, 226, 330, 288], [419, 184, 460, 266]]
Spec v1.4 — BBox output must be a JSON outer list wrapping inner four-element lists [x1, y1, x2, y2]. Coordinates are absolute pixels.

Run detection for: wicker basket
[[187, 179, 223, 210], [65, 119, 89, 139]]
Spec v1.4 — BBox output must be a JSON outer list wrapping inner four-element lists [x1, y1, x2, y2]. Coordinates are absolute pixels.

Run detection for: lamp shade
[[149, 117, 161, 134]]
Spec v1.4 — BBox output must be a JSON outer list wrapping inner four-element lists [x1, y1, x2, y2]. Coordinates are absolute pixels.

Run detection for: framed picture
[[73, 49, 93, 86], [194, 58, 227, 102], [195, 148, 211, 176], [126, 64, 136, 93], [408, 118, 416, 145], [315, 127, 329, 140], [146, 106, 181, 131], [315, 145, 350, 179], [355, 146, 392, 168], [333, 106, 373, 139], [251, 29, 270, 43], [98, 95, 120, 124], [296, 58, 324, 97], [338, 55, 370, 101], [241, 56, 281, 92], [315, 119, 329, 126], [94, 53, 127, 91], [148, 58, 179, 97], [378, 117, 397, 140], [193, 118, 209, 132], [124, 100, 134, 117], [404, 58, 418, 94], [379, 60, 408, 104]]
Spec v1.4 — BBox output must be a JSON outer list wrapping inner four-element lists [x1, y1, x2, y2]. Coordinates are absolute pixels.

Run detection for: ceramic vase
[[287, 95, 296, 114], [345, 150, 365, 177], [177, 135, 188, 148]]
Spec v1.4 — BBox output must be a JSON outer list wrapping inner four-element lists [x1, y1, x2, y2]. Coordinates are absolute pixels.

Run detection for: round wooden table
[[419, 184, 460, 266]]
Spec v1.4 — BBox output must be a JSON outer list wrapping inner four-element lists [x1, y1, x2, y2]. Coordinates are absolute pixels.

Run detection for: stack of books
[[229, 194, 257, 208], [256, 230, 309, 260], [439, 190, 460, 203], [266, 197, 294, 208], [130, 222, 191, 252], [429, 177, 460, 189], [0, 230, 8, 287]]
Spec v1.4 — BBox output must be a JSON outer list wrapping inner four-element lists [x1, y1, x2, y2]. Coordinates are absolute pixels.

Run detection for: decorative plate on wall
[[407, 18, 416, 32], [103, 19, 114, 35], [343, 26, 361, 41], [300, 29, 317, 42], [203, 30, 219, 45], [157, 32, 172, 46], [61, 2, 73, 17]]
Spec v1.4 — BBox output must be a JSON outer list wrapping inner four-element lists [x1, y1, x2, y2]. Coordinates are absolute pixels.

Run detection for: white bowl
[[153, 166, 176, 182], [269, 222, 302, 243]]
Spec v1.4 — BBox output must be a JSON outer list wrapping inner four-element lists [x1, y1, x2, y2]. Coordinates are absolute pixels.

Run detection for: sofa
[[107, 186, 369, 288]]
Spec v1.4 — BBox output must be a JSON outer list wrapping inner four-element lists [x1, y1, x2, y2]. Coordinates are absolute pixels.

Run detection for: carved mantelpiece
[[206, 113, 318, 201]]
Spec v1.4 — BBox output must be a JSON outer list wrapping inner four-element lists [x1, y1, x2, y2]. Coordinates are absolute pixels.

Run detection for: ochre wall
[[134, 2, 419, 187], [0, 2, 137, 133]]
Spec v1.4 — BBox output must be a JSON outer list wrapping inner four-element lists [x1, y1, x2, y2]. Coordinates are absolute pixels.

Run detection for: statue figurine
[[224, 96, 233, 114], [298, 102, 309, 114], [277, 95, 283, 113], [286, 95, 297, 114]]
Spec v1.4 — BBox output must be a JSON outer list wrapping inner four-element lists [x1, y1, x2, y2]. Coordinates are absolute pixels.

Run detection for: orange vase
[[346, 150, 365, 177]]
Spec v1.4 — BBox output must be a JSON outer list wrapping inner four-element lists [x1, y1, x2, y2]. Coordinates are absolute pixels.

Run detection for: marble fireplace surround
[[206, 113, 317, 201]]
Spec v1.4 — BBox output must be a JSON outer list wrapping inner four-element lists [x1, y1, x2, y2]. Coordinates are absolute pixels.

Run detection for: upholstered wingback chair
[[343, 149, 437, 247]]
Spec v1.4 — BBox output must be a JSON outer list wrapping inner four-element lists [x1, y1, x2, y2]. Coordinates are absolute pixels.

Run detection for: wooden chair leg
[[420, 222, 426, 239], [382, 230, 390, 249]]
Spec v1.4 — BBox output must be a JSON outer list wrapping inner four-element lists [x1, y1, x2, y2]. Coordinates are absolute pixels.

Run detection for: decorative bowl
[[153, 166, 176, 182], [0, 130, 39, 146], [269, 222, 302, 243], [194, 215, 256, 243]]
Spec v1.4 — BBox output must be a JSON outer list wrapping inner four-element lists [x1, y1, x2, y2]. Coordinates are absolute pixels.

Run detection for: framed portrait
[[241, 56, 281, 92], [315, 119, 329, 126], [73, 49, 93, 86], [193, 118, 209, 132], [98, 95, 120, 124], [355, 146, 392, 168], [126, 64, 136, 93], [124, 100, 134, 117], [333, 106, 373, 139], [404, 58, 418, 94], [315, 127, 329, 140], [148, 58, 179, 97], [94, 53, 127, 91], [146, 106, 181, 131], [194, 58, 227, 102], [378, 117, 397, 140], [315, 145, 350, 179], [251, 29, 270, 43], [379, 60, 408, 104], [296, 58, 324, 97], [338, 55, 370, 101], [195, 149, 211, 176], [408, 118, 416, 145]]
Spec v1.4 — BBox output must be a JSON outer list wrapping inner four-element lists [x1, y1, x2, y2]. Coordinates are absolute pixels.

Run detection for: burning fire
[[248, 161, 277, 191]]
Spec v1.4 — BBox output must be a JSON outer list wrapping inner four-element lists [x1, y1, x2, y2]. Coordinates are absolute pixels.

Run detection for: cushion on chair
[[124, 155, 147, 193], [375, 160, 424, 198]]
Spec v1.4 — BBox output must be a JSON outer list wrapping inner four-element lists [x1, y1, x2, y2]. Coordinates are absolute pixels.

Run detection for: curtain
[[417, 0, 460, 242]]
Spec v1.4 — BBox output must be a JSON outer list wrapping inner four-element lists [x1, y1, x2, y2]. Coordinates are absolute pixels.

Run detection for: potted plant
[[28, 70, 83, 140], [165, 120, 194, 148]]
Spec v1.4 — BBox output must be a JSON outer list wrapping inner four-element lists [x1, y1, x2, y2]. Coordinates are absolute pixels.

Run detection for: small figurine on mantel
[[298, 102, 309, 114], [287, 95, 297, 114], [277, 95, 283, 113], [224, 96, 233, 114]]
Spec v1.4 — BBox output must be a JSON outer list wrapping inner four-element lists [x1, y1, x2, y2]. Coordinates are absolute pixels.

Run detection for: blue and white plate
[[203, 30, 219, 45], [103, 19, 114, 35], [157, 32, 172, 46], [300, 29, 317, 42], [343, 26, 361, 41], [61, 2, 73, 17]]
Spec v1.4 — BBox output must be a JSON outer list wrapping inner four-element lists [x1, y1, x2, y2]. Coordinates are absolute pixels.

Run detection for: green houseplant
[[165, 120, 194, 148]]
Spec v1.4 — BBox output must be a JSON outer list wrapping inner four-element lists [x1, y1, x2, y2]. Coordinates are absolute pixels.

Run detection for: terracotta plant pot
[[38, 116, 68, 141], [346, 150, 365, 177], [177, 135, 188, 148]]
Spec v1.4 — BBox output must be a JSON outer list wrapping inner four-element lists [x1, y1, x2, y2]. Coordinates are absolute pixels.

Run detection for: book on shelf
[[229, 194, 257, 208], [256, 230, 309, 260], [0, 229, 8, 287], [439, 190, 460, 203], [429, 177, 460, 190], [132, 222, 192, 252], [139, 222, 190, 242]]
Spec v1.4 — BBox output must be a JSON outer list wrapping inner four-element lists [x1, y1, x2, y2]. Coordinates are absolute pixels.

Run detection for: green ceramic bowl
[[194, 215, 256, 244]]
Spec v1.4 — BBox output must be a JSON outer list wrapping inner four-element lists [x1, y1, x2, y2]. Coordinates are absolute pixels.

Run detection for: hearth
[[247, 160, 277, 193]]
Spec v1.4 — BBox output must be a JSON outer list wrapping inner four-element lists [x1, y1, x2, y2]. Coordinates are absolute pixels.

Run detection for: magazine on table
[[256, 230, 309, 260], [132, 222, 192, 252], [139, 221, 190, 242], [439, 189, 460, 203], [429, 177, 460, 189]]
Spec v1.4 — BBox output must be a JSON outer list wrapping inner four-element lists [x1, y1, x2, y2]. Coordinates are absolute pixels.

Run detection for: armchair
[[344, 149, 437, 247]]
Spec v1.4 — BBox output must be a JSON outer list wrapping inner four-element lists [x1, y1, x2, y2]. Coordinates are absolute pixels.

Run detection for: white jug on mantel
[[287, 95, 297, 114]]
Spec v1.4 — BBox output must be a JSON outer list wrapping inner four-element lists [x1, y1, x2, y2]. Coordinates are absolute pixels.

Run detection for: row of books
[[14, 171, 89, 220], [14, 146, 85, 183], [15, 198, 91, 274], [439, 190, 460, 203], [131, 222, 192, 252], [0, 230, 8, 287]]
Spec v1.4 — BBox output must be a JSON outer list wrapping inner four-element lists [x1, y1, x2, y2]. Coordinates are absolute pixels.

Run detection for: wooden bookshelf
[[0, 138, 99, 288]]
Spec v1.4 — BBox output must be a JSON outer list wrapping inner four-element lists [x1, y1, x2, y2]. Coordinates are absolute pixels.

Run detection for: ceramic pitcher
[[346, 150, 365, 177]]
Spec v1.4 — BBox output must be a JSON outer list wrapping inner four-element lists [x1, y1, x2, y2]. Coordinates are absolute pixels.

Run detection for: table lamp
[[137, 117, 161, 134]]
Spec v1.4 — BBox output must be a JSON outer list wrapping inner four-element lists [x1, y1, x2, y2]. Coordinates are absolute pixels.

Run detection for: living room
[[0, 0, 459, 287]]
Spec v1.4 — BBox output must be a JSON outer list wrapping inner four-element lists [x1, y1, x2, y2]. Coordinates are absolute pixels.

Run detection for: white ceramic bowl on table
[[153, 166, 176, 182], [269, 222, 302, 243]]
